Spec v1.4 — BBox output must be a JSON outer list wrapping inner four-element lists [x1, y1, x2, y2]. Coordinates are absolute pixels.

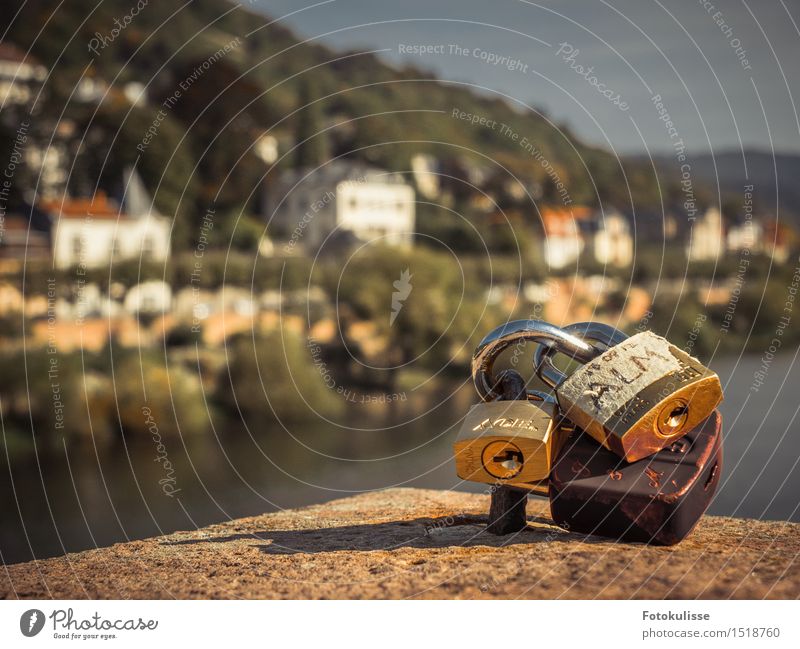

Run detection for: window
[[71, 234, 82, 261], [142, 235, 154, 259]]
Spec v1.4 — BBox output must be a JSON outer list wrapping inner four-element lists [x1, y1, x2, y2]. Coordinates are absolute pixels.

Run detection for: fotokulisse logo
[[390, 268, 413, 325], [19, 608, 158, 638]]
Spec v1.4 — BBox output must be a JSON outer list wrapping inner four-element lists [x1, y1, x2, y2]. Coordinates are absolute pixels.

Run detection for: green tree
[[293, 79, 329, 169], [216, 329, 343, 423]]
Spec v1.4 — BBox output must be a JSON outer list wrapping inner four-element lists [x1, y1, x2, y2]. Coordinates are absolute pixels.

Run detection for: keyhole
[[666, 405, 688, 428], [656, 399, 690, 437], [481, 441, 524, 479], [493, 450, 523, 472]]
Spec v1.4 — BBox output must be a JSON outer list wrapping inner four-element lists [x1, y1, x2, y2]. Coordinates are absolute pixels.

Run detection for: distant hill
[[1, 0, 667, 248], [644, 150, 800, 224], [691, 151, 800, 223]]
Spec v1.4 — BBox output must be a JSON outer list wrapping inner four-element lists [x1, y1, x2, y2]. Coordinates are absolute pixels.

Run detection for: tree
[[293, 79, 329, 169]]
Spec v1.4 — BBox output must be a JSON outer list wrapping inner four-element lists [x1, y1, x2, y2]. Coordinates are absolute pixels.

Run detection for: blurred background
[[1, 0, 799, 564]]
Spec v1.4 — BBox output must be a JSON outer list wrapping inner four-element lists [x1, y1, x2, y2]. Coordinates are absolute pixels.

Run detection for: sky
[[250, 0, 800, 155]]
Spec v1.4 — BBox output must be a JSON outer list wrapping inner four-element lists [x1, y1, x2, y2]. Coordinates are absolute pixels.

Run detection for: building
[[540, 206, 588, 269], [727, 218, 761, 253], [0, 214, 51, 270], [586, 209, 633, 267], [687, 207, 723, 262], [269, 161, 415, 250], [0, 43, 47, 106], [124, 281, 172, 315], [410, 154, 440, 199], [43, 168, 171, 269], [539, 206, 634, 269]]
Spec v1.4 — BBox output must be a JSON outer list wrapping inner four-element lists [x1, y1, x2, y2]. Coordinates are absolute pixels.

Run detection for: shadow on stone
[[161, 514, 597, 555]]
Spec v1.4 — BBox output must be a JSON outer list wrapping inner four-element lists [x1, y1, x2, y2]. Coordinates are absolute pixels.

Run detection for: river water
[[2, 352, 798, 564]]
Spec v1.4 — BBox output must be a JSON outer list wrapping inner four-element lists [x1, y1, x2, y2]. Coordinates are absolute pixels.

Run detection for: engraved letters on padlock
[[555, 331, 723, 462], [453, 400, 560, 485]]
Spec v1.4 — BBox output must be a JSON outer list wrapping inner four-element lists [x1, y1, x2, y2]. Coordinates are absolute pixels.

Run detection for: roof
[[39, 192, 121, 220], [539, 206, 593, 236], [278, 160, 409, 189], [39, 168, 161, 220], [0, 42, 41, 66]]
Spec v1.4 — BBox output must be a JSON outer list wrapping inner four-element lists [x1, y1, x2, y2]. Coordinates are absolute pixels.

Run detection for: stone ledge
[[2, 488, 798, 599]]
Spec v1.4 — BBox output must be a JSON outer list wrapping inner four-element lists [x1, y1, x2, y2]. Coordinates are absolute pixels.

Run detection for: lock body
[[549, 410, 723, 545], [453, 400, 561, 486], [555, 331, 723, 461]]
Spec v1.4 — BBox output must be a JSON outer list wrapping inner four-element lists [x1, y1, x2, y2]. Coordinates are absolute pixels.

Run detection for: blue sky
[[250, 0, 800, 154]]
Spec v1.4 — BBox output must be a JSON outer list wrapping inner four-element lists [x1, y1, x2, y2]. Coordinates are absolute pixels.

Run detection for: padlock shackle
[[472, 319, 597, 401], [533, 322, 629, 388]]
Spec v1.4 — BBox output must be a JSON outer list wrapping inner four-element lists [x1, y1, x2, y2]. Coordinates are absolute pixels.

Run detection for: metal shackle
[[533, 321, 629, 388], [472, 319, 599, 401]]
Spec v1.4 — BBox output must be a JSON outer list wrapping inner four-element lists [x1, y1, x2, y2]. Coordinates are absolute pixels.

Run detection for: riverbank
[[2, 488, 798, 599]]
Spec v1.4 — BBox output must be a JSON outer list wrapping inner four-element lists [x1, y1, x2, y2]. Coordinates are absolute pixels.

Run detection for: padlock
[[453, 369, 560, 488], [549, 410, 723, 545], [534, 329, 723, 462], [458, 320, 628, 492], [456, 320, 603, 488]]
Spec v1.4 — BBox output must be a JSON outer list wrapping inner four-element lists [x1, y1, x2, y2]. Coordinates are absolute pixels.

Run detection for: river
[[1, 352, 798, 564]]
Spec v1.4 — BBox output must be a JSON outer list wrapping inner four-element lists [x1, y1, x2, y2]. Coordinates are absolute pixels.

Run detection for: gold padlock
[[535, 330, 723, 462], [457, 321, 625, 490], [453, 398, 563, 487]]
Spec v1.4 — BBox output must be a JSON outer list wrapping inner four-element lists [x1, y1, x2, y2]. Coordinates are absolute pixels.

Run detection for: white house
[[727, 218, 761, 253], [124, 281, 172, 315], [410, 154, 440, 199], [687, 207, 724, 262], [270, 161, 415, 250], [45, 168, 171, 269], [590, 209, 633, 267], [540, 207, 587, 269]]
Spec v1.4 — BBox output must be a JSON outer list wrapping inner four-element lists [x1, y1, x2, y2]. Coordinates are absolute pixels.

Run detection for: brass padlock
[[534, 330, 723, 462], [453, 394, 561, 486], [455, 320, 598, 488]]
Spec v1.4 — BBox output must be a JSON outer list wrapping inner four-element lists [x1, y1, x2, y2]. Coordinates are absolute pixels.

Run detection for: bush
[[215, 329, 344, 423]]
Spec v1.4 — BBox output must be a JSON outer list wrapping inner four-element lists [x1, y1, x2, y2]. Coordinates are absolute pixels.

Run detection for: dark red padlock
[[549, 410, 723, 545]]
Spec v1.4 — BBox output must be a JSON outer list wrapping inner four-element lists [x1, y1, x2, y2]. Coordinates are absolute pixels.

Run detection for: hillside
[[691, 151, 800, 223], [1, 0, 665, 247]]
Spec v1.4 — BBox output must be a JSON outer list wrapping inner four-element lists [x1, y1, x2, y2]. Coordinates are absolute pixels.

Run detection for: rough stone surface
[[1, 488, 798, 599]]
